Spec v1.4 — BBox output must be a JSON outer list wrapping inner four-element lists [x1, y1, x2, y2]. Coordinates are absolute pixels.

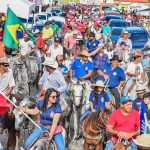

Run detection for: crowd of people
[[0, 2, 150, 150]]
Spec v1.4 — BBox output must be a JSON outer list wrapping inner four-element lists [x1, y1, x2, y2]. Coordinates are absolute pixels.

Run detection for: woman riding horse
[[18, 88, 65, 150], [80, 80, 111, 122]]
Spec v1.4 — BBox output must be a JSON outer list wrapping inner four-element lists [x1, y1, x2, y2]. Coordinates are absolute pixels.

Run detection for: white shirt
[[127, 62, 143, 80], [19, 39, 35, 56], [0, 69, 15, 94], [48, 44, 63, 59]]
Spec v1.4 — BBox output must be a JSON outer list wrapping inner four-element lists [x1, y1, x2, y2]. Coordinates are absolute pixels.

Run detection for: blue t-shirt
[[37, 100, 62, 126], [71, 59, 93, 78], [60, 64, 68, 75], [89, 91, 110, 111], [97, 63, 126, 88], [141, 58, 150, 69], [86, 39, 100, 53], [132, 97, 142, 111], [102, 25, 111, 35]]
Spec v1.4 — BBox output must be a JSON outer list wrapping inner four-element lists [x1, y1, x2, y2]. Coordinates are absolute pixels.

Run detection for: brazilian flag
[[3, 7, 35, 50]]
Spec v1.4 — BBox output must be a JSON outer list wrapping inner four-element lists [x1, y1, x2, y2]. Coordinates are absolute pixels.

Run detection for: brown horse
[[81, 109, 110, 150]]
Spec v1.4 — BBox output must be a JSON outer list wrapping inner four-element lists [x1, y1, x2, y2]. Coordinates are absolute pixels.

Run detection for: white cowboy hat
[[42, 58, 58, 69], [121, 30, 131, 38], [91, 80, 106, 89], [133, 134, 150, 148], [32, 29, 41, 34], [136, 85, 146, 94]]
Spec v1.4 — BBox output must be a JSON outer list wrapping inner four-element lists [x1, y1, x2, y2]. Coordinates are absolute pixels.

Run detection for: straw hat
[[121, 30, 131, 38], [91, 80, 106, 89], [136, 85, 146, 94], [32, 29, 41, 34], [42, 58, 58, 69], [133, 134, 150, 148], [78, 50, 89, 57]]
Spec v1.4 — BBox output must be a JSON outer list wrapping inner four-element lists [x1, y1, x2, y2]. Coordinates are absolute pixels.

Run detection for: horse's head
[[69, 79, 86, 107], [14, 96, 37, 130], [113, 142, 131, 150]]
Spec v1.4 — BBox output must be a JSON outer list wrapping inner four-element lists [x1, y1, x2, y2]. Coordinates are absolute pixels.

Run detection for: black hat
[[54, 37, 60, 42], [110, 55, 122, 62], [89, 32, 95, 37], [52, 19, 55, 22]]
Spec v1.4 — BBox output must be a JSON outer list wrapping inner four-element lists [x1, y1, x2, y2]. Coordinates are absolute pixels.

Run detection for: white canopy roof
[[0, 0, 36, 19]]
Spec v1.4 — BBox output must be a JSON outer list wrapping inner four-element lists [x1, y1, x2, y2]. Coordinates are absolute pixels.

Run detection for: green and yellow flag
[[3, 7, 35, 50]]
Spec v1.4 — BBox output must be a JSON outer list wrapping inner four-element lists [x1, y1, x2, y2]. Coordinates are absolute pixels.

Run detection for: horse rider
[[90, 43, 109, 80], [97, 55, 126, 107], [42, 21, 53, 47], [19, 33, 35, 56], [86, 32, 101, 54], [38, 58, 67, 111], [132, 85, 146, 112], [47, 37, 63, 60], [34, 29, 48, 71], [69, 50, 93, 107], [18, 88, 65, 150], [105, 96, 140, 150], [0, 58, 15, 133], [56, 55, 68, 79], [123, 51, 145, 97], [116, 30, 132, 52], [69, 50, 93, 81], [80, 80, 111, 122]]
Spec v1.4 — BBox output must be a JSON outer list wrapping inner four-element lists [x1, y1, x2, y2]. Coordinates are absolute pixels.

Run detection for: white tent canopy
[[0, 0, 36, 19]]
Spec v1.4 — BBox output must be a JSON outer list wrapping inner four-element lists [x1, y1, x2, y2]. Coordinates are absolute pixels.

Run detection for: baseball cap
[[120, 96, 132, 104]]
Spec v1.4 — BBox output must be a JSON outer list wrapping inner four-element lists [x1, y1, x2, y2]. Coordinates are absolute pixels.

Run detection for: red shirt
[[77, 23, 85, 33], [35, 37, 45, 49], [62, 23, 72, 33], [108, 109, 140, 142]]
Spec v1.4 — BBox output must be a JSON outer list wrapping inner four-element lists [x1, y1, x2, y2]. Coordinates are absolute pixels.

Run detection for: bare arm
[[69, 69, 74, 79], [19, 107, 40, 116], [116, 81, 125, 89], [83, 70, 93, 79], [49, 113, 61, 138], [5, 87, 13, 97], [90, 47, 101, 57]]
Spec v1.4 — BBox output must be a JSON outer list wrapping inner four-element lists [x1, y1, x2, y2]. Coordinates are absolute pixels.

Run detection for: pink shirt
[[66, 35, 76, 49]]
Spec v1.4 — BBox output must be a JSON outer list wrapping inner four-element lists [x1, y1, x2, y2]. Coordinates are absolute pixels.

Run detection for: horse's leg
[[95, 143, 101, 150], [64, 117, 70, 147], [15, 135, 19, 150], [84, 139, 89, 150], [73, 105, 80, 139]]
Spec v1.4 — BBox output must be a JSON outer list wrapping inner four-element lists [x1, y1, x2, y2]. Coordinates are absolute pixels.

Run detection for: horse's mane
[[88, 110, 101, 127]]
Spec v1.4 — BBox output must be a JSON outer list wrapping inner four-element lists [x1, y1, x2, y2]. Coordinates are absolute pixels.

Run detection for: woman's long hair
[[41, 88, 59, 112], [93, 87, 105, 104]]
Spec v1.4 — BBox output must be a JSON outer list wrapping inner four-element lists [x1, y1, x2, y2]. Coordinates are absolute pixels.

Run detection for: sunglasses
[[50, 96, 57, 99], [2, 64, 9, 67]]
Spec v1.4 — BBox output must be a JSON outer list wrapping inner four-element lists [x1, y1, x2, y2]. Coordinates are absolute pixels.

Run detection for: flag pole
[[0, 92, 41, 129]]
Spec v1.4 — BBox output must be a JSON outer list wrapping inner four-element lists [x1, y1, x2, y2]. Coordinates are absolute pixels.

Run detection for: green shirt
[[49, 24, 59, 35]]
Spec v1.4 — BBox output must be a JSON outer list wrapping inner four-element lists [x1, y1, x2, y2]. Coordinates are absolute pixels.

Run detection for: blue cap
[[120, 96, 132, 103]]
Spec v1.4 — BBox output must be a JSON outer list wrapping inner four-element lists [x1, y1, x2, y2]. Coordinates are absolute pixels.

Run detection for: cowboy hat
[[136, 85, 145, 94], [0, 58, 9, 65], [121, 30, 131, 38], [133, 134, 150, 148], [78, 50, 89, 57], [132, 51, 142, 58], [91, 80, 106, 89], [110, 55, 122, 62], [32, 29, 41, 34], [76, 35, 83, 40], [42, 58, 58, 69]]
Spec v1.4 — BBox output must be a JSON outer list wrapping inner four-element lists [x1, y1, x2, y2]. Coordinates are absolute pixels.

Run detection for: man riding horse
[[105, 96, 140, 150], [0, 58, 15, 134]]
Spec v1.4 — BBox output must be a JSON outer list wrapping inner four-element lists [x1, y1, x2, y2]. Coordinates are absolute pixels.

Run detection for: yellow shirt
[[42, 27, 53, 40]]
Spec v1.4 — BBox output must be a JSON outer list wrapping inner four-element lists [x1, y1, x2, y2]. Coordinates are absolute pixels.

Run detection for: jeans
[[53, 133, 65, 150], [35, 49, 42, 70], [80, 109, 91, 122], [104, 140, 137, 150], [109, 88, 120, 108]]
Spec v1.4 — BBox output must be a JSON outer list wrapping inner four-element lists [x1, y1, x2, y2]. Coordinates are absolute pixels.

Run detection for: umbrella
[[0, 94, 12, 115]]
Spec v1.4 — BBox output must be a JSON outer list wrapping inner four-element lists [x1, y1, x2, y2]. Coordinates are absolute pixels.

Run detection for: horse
[[69, 78, 91, 140], [3, 96, 37, 150], [81, 110, 110, 150]]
